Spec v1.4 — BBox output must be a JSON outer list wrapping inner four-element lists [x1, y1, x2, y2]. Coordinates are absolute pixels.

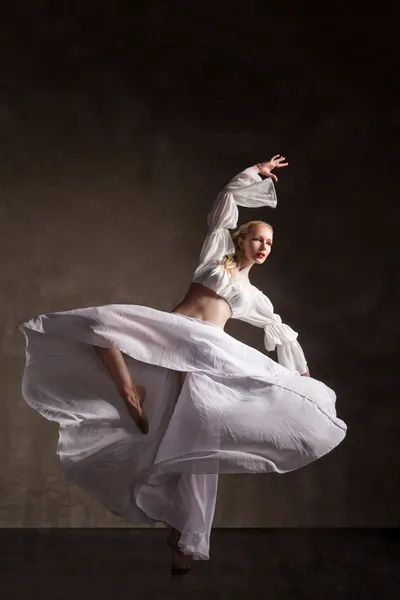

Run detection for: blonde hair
[[222, 220, 273, 279]]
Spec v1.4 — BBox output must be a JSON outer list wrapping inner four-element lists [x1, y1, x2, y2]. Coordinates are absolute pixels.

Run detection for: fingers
[[270, 154, 289, 167], [259, 154, 289, 180]]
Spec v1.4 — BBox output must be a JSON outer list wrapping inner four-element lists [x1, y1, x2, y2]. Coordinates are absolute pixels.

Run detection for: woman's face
[[238, 224, 273, 264]]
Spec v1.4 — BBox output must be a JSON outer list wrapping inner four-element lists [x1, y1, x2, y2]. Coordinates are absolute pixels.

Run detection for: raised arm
[[195, 164, 278, 269], [240, 289, 309, 375]]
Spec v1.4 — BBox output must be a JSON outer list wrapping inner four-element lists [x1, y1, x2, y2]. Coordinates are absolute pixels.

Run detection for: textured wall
[[0, 3, 397, 527]]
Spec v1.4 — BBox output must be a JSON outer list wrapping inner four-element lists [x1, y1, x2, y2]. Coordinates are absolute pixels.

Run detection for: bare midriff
[[170, 282, 232, 330]]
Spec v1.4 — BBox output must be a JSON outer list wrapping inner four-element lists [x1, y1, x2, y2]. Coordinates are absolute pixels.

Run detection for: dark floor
[[0, 529, 398, 599]]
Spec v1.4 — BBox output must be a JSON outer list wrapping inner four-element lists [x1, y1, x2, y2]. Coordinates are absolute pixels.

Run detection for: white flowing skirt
[[20, 304, 347, 560]]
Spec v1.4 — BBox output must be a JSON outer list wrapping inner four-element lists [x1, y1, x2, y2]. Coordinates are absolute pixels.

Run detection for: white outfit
[[192, 166, 307, 373], [20, 166, 347, 560]]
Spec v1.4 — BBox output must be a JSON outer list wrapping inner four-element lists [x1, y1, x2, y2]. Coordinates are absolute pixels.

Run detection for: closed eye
[[254, 237, 272, 245]]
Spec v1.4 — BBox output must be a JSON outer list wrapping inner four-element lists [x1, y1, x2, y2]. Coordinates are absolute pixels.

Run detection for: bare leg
[[93, 345, 149, 434]]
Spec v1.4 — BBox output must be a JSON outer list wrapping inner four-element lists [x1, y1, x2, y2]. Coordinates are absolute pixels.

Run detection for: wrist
[[258, 161, 272, 173]]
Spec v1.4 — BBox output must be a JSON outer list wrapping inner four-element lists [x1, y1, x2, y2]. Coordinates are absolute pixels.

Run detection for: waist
[[170, 283, 232, 330]]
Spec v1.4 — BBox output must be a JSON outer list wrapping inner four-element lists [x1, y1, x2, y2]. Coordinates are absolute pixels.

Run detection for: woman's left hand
[[301, 369, 310, 377], [257, 155, 289, 181]]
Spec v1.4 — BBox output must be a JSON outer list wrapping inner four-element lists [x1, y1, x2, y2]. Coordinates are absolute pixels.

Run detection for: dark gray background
[[0, 1, 398, 527]]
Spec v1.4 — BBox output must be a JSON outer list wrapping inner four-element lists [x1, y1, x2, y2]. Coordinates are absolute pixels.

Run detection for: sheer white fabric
[[21, 306, 346, 558], [19, 166, 346, 560], [194, 166, 277, 269], [240, 289, 308, 374], [193, 166, 308, 374]]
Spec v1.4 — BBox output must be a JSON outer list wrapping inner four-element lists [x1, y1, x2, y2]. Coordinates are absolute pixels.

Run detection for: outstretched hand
[[257, 155, 289, 182]]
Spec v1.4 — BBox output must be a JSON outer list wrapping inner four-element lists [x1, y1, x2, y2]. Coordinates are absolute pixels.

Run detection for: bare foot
[[167, 527, 191, 575], [122, 384, 149, 434]]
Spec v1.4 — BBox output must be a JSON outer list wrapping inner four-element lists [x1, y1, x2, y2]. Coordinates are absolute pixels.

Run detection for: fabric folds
[[20, 304, 346, 559]]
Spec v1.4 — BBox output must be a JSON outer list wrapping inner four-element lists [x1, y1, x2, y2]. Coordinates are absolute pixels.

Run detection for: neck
[[236, 255, 254, 276]]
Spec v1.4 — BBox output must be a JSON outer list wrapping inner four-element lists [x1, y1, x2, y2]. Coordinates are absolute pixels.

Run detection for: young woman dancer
[[20, 155, 347, 575]]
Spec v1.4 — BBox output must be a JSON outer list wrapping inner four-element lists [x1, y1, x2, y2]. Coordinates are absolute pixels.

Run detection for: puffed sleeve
[[195, 166, 277, 269], [240, 289, 308, 374]]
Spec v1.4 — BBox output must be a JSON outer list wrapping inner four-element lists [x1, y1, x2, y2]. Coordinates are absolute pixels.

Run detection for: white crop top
[[192, 166, 308, 374]]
